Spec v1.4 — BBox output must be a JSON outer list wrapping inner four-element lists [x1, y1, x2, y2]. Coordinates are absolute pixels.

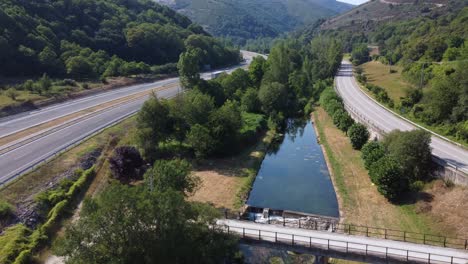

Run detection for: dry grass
[[312, 107, 453, 235], [362, 60, 413, 103]]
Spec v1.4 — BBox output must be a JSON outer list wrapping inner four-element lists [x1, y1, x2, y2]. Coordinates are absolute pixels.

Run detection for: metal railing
[[220, 225, 468, 264], [223, 213, 468, 250]]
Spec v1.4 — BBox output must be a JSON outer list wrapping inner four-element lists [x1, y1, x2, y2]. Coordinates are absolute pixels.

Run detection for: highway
[[0, 51, 259, 185], [335, 61, 468, 175]]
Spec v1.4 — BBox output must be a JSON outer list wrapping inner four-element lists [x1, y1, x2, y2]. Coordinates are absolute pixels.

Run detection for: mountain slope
[[154, 0, 354, 43], [0, 0, 238, 78]]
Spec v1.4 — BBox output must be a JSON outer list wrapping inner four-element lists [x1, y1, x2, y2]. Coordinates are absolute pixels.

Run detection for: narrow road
[[217, 219, 468, 263], [0, 51, 259, 185], [335, 61, 468, 175]]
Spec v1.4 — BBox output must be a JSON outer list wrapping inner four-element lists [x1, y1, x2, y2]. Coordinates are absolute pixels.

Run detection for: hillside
[[321, 0, 459, 33], [0, 0, 239, 78], [154, 0, 354, 44]]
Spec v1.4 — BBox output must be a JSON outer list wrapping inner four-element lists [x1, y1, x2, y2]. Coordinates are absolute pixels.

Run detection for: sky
[[337, 0, 369, 5]]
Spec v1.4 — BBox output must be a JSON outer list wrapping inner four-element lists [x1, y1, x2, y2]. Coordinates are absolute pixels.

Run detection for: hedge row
[[13, 167, 96, 264]]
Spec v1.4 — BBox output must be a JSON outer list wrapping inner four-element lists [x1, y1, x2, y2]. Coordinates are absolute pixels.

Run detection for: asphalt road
[[335, 61, 468, 175], [217, 219, 468, 263], [0, 51, 259, 185]]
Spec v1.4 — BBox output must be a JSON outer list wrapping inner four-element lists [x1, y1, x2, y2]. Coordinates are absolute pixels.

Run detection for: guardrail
[[333, 78, 468, 182], [220, 225, 468, 264], [223, 212, 468, 250]]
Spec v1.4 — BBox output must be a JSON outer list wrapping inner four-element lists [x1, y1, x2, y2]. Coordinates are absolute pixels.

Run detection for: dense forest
[[155, 0, 353, 45], [0, 0, 240, 78]]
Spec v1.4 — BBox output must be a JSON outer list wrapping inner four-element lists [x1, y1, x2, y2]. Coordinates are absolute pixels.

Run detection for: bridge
[[217, 219, 468, 264]]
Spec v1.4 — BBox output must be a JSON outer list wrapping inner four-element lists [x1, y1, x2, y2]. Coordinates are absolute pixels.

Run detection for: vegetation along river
[[247, 119, 339, 217]]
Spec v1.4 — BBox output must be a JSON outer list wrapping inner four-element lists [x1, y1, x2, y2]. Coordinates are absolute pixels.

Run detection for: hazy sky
[[337, 0, 369, 5]]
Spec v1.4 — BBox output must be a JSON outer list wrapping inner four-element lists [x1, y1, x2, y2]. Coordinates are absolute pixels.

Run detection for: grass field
[[362, 60, 413, 103], [312, 107, 451, 235]]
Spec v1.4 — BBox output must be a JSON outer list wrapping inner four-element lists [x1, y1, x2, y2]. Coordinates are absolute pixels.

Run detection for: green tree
[[136, 94, 173, 160], [333, 109, 354, 132], [55, 184, 238, 263], [36, 73, 52, 94], [351, 43, 369, 65], [369, 156, 408, 201], [361, 141, 386, 170], [144, 159, 198, 195], [221, 68, 252, 100], [258, 82, 288, 115], [186, 124, 215, 159], [241, 87, 260, 113], [347, 123, 370, 150], [248, 56, 267, 87], [66, 56, 95, 78], [383, 130, 432, 181], [209, 100, 242, 153], [5, 88, 19, 101], [178, 48, 203, 88]]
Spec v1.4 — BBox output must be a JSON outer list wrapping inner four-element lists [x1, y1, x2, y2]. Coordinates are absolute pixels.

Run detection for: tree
[[178, 48, 202, 88], [351, 43, 369, 65], [348, 123, 370, 150], [36, 73, 52, 94], [221, 68, 252, 100], [333, 109, 354, 132], [248, 56, 267, 87], [5, 88, 19, 101], [136, 94, 173, 160], [186, 124, 215, 159], [55, 184, 238, 263], [241, 87, 260, 113], [66, 56, 95, 78], [383, 130, 432, 181], [144, 159, 198, 196], [369, 156, 408, 200], [258, 82, 288, 115], [361, 141, 386, 170], [209, 100, 242, 153], [108, 146, 145, 183]]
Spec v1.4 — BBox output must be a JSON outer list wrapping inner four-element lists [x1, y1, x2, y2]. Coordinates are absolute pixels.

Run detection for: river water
[[247, 120, 339, 218]]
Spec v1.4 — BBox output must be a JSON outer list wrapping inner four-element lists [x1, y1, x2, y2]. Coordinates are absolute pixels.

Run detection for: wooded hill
[[154, 0, 353, 44], [0, 0, 240, 78]]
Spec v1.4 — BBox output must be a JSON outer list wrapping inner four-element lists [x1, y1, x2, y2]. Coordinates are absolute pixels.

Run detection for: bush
[[186, 124, 215, 159], [109, 146, 145, 183], [0, 200, 14, 220], [361, 141, 386, 169], [5, 88, 19, 101], [333, 109, 354, 132], [240, 112, 266, 144], [347, 123, 370, 150], [369, 156, 408, 200], [324, 99, 344, 116]]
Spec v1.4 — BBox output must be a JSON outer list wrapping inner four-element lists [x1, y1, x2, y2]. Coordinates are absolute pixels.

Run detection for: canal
[[247, 119, 339, 218]]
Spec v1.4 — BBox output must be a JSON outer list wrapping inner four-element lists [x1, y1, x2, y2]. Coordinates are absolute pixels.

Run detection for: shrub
[[324, 99, 343, 116], [186, 124, 215, 159], [347, 123, 370, 150], [0, 200, 14, 220], [361, 141, 386, 169], [5, 88, 19, 101], [333, 109, 354, 132], [109, 146, 145, 183], [369, 156, 408, 200]]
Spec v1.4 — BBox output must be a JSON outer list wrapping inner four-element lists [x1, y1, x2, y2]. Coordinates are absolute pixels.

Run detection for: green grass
[[313, 111, 352, 208], [0, 224, 31, 264], [362, 61, 414, 103]]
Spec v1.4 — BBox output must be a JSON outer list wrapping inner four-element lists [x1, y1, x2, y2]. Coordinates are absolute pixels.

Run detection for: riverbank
[[189, 130, 276, 210], [312, 107, 466, 236]]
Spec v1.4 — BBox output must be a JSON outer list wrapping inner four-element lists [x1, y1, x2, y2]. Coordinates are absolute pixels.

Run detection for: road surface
[[0, 51, 260, 185], [335, 61, 468, 175], [218, 219, 468, 263]]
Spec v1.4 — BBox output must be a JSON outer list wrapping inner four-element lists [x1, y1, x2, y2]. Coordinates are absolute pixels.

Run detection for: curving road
[[0, 51, 260, 186], [335, 61, 468, 175]]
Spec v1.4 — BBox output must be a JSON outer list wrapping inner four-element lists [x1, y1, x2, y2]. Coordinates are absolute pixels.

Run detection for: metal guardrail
[[223, 212, 468, 250], [220, 225, 468, 264]]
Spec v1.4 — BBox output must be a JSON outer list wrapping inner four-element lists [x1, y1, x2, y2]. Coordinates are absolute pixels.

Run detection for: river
[[247, 119, 339, 217]]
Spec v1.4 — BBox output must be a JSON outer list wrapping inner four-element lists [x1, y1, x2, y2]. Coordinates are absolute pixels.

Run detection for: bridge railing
[[220, 225, 468, 264], [223, 212, 468, 250]]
